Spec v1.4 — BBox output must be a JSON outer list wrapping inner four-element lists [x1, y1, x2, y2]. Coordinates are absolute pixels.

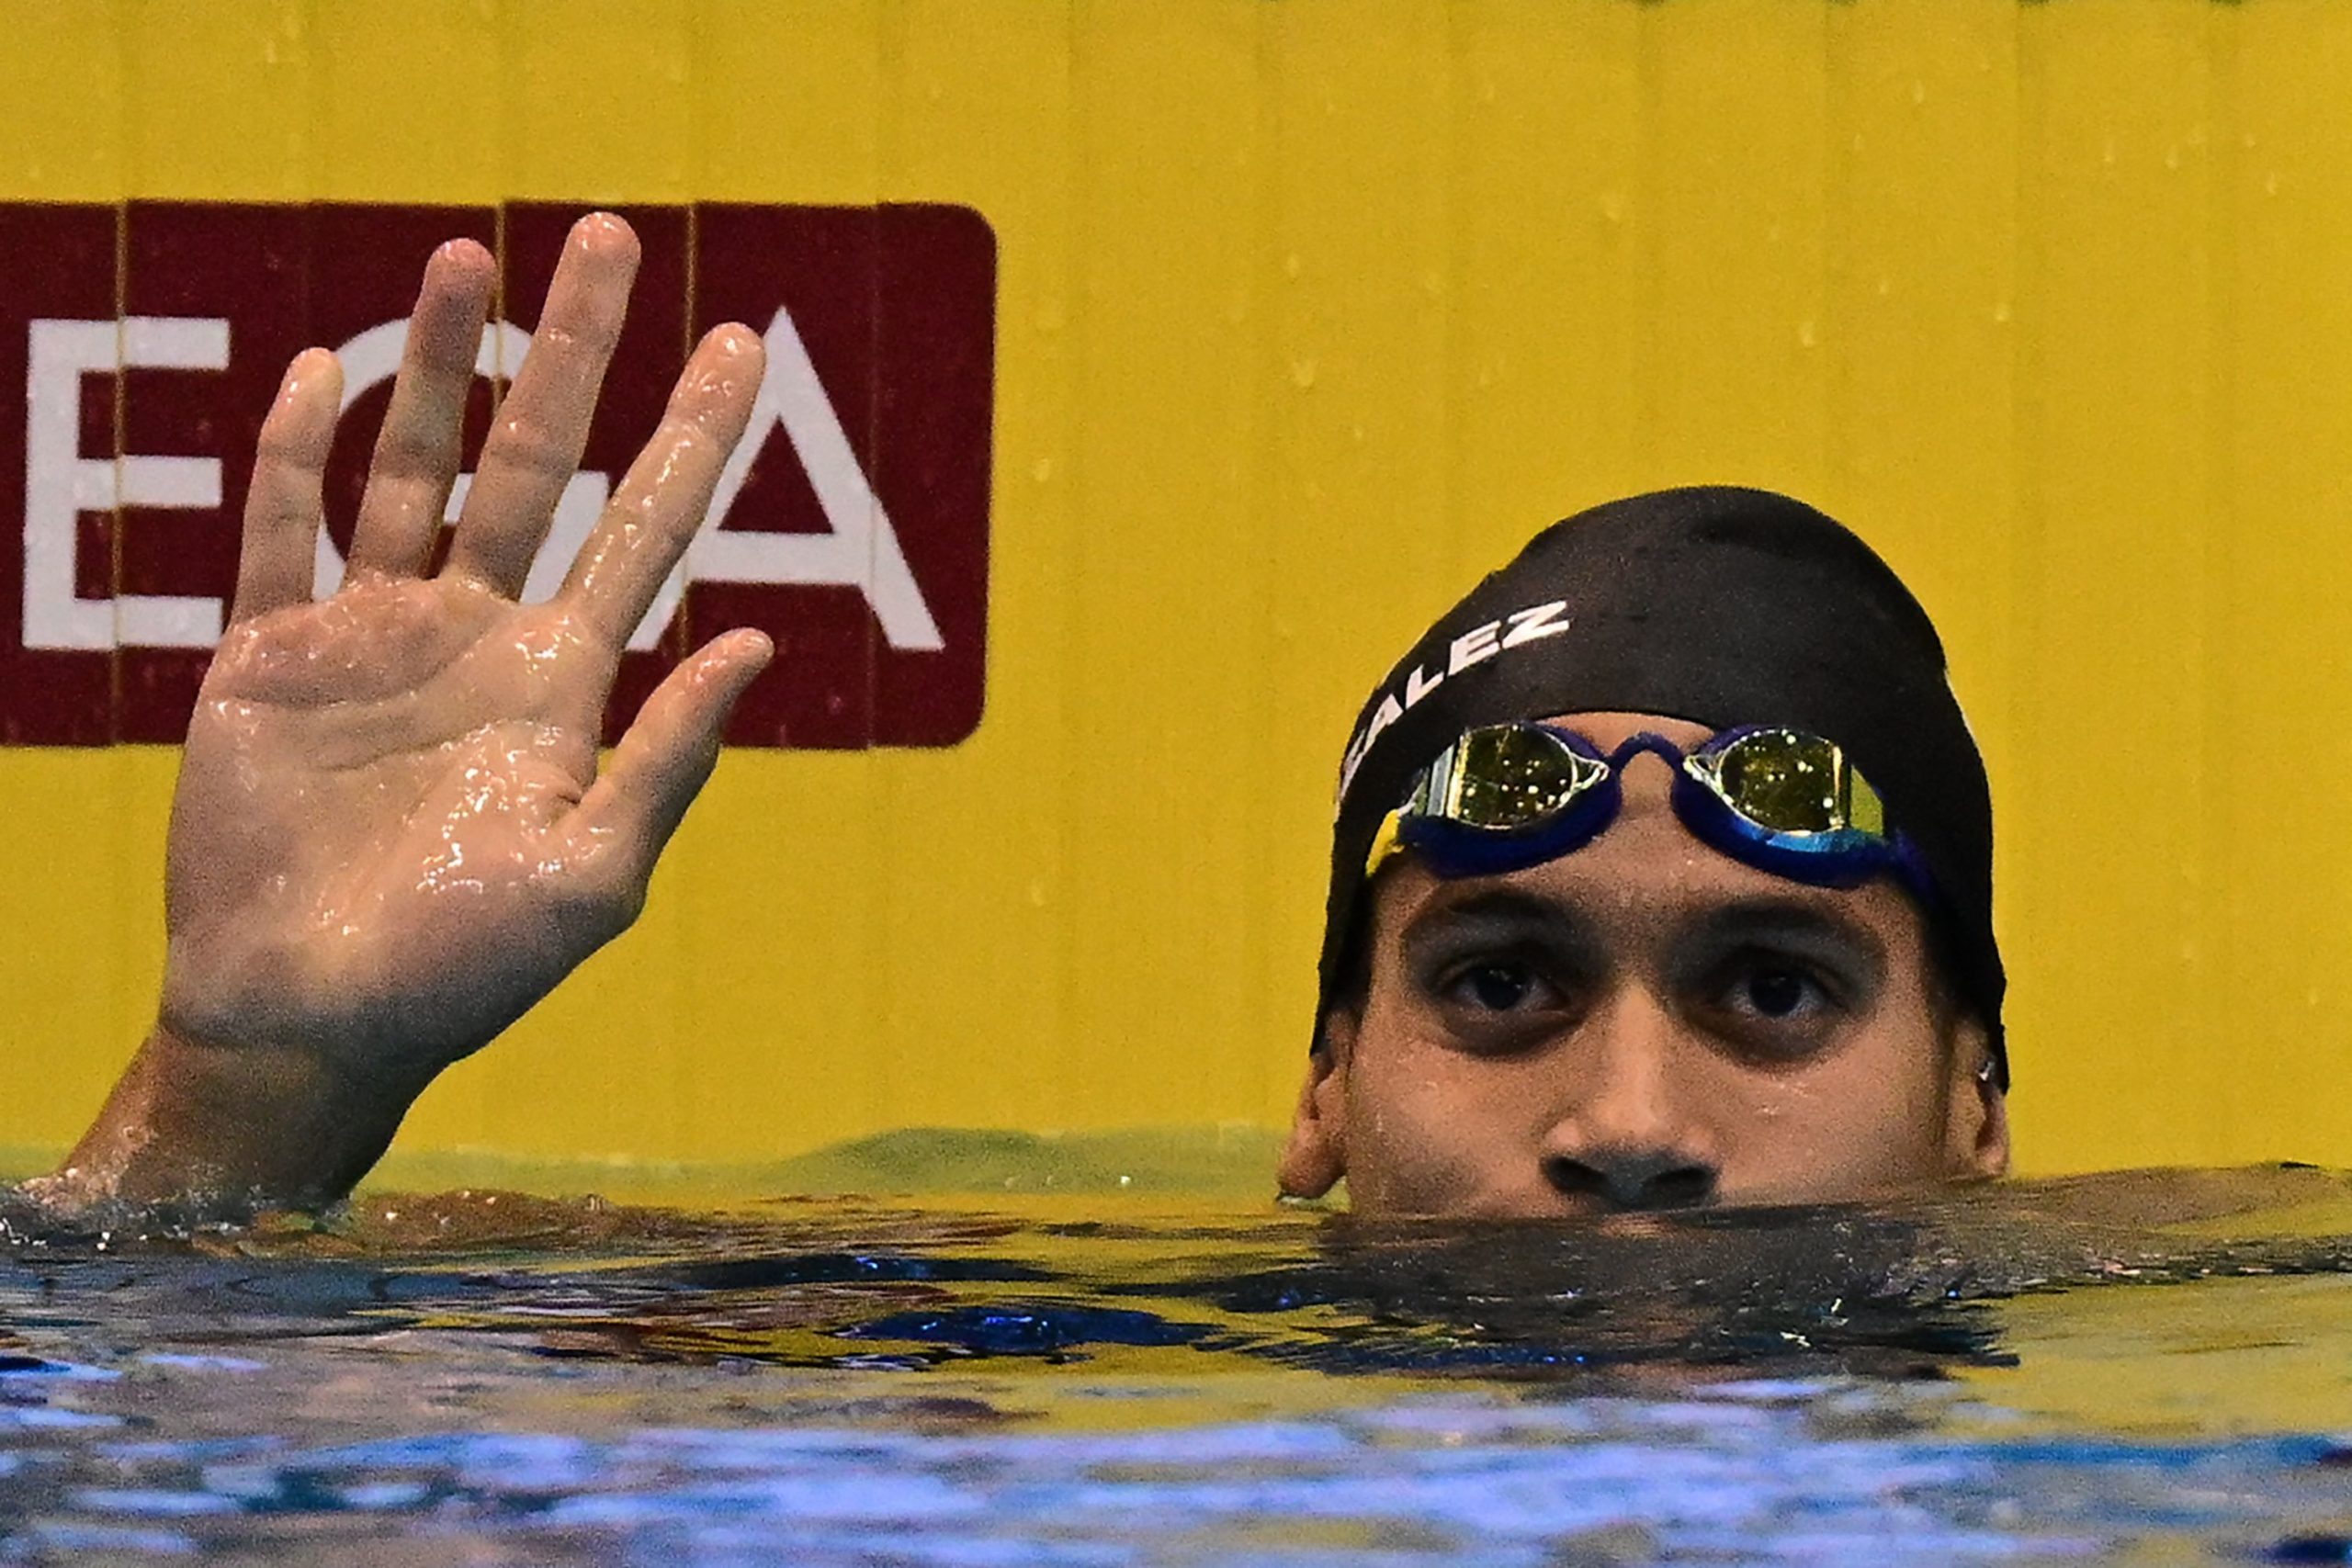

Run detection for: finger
[[572, 629, 775, 875], [345, 238, 495, 581], [446, 211, 640, 597], [559, 322, 764, 647], [231, 347, 343, 626]]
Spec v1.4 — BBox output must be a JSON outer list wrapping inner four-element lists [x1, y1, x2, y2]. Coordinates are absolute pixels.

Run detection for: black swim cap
[[1316, 485, 2007, 1087]]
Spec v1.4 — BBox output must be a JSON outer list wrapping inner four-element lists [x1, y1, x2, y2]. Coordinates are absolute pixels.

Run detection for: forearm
[[37, 1028, 425, 1215]]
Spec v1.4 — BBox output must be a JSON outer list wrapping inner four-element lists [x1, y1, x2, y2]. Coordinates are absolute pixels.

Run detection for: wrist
[[48, 1025, 429, 1213]]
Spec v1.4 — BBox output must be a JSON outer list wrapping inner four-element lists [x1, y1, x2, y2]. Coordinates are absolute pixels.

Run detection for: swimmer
[[1280, 490, 2008, 1216], [31, 214, 2007, 1220]]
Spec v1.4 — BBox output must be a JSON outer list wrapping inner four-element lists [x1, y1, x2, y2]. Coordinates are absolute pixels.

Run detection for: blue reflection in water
[[841, 1303, 1216, 1356]]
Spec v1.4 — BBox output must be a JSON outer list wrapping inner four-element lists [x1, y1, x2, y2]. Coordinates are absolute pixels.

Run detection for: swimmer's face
[[1280, 712, 2007, 1218]]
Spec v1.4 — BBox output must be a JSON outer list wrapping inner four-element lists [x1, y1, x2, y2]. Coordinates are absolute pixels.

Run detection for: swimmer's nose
[[1537, 993, 1721, 1211], [1542, 1147, 1717, 1211]]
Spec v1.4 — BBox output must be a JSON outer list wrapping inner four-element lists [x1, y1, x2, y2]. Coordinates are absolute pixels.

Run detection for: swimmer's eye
[[1702, 950, 1852, 1052], [1740, 966, 1813, 1019], [1426, 956, 1573, 1043], [1453, 961, 1545, 1012]]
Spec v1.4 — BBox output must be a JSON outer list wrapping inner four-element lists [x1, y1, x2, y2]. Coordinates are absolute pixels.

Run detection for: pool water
[[4, 1167, 2352, 1563]]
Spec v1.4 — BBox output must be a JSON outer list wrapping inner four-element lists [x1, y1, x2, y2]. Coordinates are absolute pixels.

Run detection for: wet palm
[[166, 577, 639, 1079]]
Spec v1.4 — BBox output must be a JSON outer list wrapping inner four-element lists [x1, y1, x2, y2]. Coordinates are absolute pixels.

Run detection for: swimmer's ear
[[1276, 1013, 1353, 1200], [1942, 1015, 2009, 1180]]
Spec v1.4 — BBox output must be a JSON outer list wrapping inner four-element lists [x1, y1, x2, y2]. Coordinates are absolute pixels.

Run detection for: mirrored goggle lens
[[1442, 725, 1601, 829], [1704, 728, 1885, 837]]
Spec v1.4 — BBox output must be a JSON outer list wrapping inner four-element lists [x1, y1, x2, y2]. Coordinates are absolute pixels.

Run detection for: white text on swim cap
[[1336, 598, 1572, 805]]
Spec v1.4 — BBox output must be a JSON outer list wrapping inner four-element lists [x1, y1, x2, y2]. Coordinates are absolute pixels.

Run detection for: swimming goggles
[[1364, 723, 1931, 897]]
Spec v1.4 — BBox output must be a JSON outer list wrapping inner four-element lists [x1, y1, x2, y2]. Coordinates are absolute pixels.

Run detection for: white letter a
[[645, 305, 944, 651]]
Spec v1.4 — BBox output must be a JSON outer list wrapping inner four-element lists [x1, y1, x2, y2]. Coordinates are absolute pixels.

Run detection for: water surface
[[4, 1167, 2352, 1563]]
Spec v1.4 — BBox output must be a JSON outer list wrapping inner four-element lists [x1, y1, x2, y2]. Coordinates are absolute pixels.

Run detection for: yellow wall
[[4, 0, 2350, 1179]]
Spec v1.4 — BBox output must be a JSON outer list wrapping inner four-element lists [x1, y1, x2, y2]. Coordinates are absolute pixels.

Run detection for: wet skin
[[1279, 712, 2009, 1219]]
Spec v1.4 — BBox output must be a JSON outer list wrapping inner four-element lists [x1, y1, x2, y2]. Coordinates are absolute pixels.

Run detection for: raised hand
[[42, 214, 770, 1211]]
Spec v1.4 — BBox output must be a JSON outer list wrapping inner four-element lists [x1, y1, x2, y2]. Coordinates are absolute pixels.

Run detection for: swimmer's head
[[1283, 487, 2007, 1217]]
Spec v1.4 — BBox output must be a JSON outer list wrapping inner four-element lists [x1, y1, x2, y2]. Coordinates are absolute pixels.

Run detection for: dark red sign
[[0, 201, 996, 747]]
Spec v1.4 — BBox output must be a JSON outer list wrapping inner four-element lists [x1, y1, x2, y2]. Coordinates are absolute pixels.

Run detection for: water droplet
[[1290, 358, 1317, 389], [1031, 457, 1054, 484], [1283, 253, 1304, 279], [1797, 320, 1818, 349]]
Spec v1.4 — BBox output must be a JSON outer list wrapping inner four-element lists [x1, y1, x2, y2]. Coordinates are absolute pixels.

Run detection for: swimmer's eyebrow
[[1397, 887, 1603, 967], [1672, 896, 1890, 983]]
